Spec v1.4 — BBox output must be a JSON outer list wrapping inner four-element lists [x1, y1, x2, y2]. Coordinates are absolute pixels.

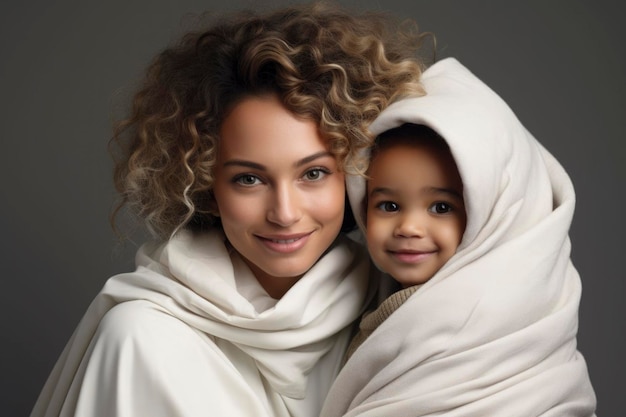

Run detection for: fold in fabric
[[31, 231, 370, 417], [322, 58, 596, 417]]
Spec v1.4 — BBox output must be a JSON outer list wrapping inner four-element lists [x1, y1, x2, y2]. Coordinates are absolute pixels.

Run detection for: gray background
[[2, 1, 623, 415]]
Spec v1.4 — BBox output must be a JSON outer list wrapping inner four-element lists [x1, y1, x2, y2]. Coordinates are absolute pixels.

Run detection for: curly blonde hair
[[111, 1, 429, 239]]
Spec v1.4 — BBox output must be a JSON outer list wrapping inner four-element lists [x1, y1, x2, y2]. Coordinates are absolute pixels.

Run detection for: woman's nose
[[266, 183, 303, 227]]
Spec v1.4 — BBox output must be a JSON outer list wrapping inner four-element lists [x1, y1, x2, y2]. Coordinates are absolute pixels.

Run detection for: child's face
[[366, 138, 466, 288]]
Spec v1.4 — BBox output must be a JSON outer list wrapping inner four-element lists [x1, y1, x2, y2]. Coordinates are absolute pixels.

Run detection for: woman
[[30, 3, 425, 417]]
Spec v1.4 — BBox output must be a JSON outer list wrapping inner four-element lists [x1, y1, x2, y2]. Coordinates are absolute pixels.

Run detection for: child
[[344, 124, 467, 357], [366, 124, 466, 289], [321, 58, 596, 416]]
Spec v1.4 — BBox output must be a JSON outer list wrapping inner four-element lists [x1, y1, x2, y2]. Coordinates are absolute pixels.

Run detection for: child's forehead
[[369, 133, 453, 174], [367, 141, 463, 189]]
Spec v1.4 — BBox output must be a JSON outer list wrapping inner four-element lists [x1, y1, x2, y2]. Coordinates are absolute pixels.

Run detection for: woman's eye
[[234, 174, 261, 186], [429, 202, 452, 214], [377, 201, 399, 212], [303, 168, 329, 181]]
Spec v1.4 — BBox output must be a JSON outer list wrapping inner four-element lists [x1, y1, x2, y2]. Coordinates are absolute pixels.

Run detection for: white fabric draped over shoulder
[[31, 230, 370, 417], [321, 58, 596, 417]]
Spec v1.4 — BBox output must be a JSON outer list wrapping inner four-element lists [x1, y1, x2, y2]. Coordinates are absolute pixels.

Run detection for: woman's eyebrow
[[222, 160, 265, 170], [222, 151, 333, 170], [295, 151, 334, 167]]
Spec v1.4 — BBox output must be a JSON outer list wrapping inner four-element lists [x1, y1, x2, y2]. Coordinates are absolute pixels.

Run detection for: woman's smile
[[255, 232, 314, 254]]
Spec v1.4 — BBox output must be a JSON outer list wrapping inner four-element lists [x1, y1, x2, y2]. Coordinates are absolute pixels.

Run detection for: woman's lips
[[256, 232, 312, 254]]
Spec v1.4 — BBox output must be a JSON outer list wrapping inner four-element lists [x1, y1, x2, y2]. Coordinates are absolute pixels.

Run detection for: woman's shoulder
[[91, 300, 235, 393], [95, 299, 211, 349], [68, 299, 272, 416]]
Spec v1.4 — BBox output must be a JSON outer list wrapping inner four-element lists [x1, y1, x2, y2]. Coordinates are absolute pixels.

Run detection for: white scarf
[[321, 58, 596, 417], [31, 230, 370, 417]]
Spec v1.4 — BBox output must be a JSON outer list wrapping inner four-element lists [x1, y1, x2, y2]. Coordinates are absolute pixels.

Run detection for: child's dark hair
[[371, 123, 449, 161]]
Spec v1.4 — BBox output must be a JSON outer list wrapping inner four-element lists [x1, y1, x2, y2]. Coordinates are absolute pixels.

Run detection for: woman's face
[[212, 94, 346, 299]]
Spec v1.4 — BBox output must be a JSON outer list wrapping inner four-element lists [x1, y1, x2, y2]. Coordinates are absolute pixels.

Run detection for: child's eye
[[303, 167, 330, 181], [234, 174, 262, 186], [429, 202, 452, 214], [376, 201, 399, 212]]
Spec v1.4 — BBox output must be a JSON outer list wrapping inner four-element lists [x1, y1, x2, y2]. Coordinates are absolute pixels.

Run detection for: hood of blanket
[[348, 57, 555, 255]]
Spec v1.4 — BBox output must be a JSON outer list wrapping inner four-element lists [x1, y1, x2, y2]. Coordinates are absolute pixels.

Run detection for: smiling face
[[212, 94, 346, 299], [365, 133, 466, 288]]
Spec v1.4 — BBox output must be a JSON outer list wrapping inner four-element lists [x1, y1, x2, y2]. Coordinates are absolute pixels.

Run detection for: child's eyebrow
[[369, 186, 463, 200], [368, 186, 395, 197], [427, 187, 464, 200]]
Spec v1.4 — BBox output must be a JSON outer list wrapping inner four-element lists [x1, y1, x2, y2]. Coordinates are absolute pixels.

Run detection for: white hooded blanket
[[321, 58, 597, 417], [31, 230, 370, 417]]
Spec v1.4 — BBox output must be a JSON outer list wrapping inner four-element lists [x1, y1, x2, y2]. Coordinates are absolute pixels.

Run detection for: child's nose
[[394, 211, 426, 238]]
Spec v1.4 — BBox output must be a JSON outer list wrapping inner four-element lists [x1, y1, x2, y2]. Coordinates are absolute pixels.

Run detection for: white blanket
[[31, 230, 370, 417], [321, 58, 596, 417]]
